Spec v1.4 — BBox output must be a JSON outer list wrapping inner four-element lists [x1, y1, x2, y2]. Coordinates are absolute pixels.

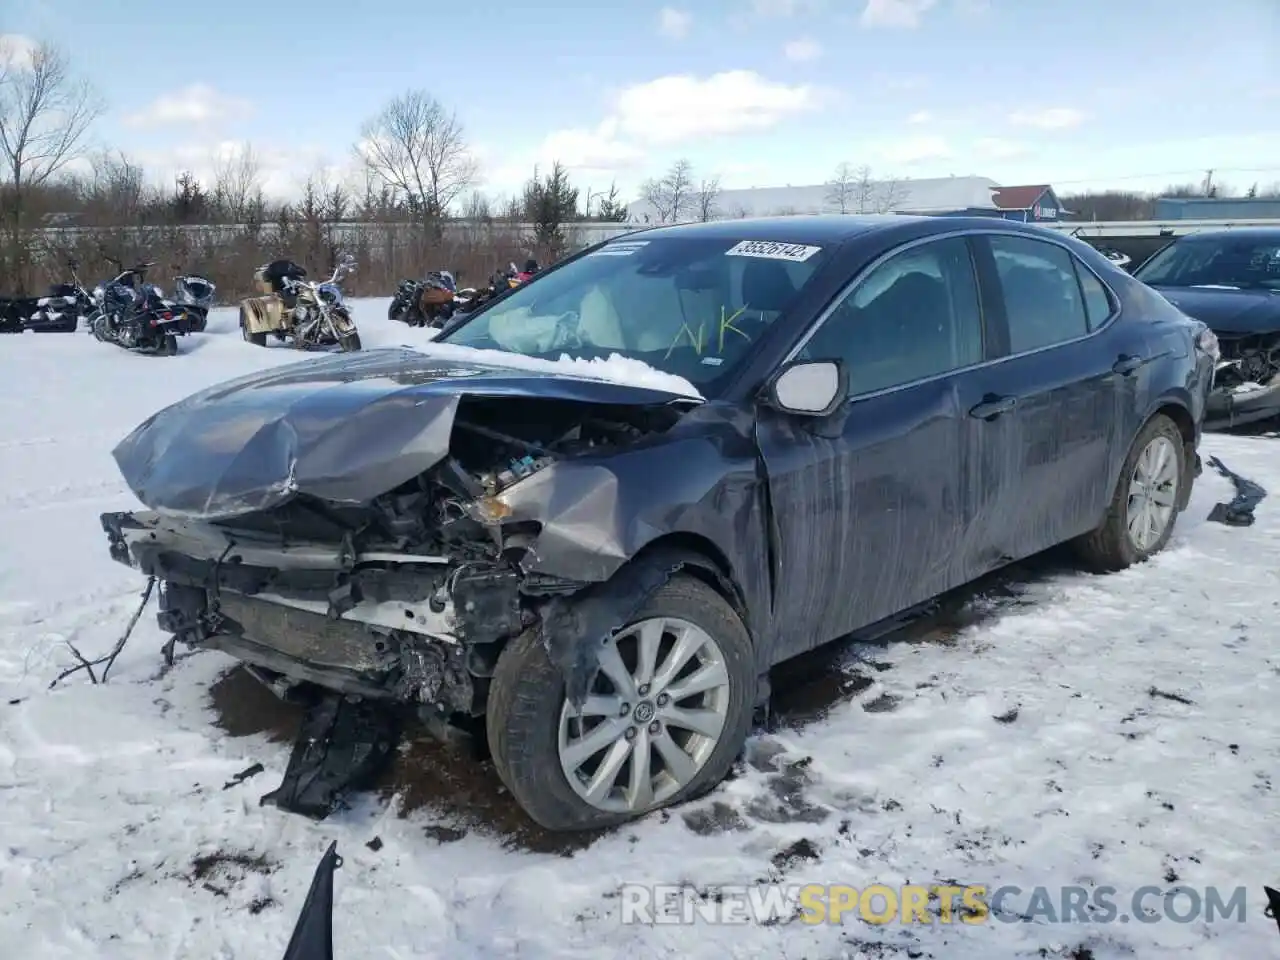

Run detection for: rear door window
[[989, 235, 1091, 353]]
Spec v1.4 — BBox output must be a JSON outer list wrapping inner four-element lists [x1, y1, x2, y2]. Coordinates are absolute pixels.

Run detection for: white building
[[626, 175, 1002, 224]]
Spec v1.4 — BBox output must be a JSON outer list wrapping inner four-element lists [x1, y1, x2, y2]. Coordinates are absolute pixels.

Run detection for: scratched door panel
[[755, 375, 967, 662]]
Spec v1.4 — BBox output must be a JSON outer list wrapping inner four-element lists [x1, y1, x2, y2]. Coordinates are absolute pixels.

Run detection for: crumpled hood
[[111, 346, 696, 520], [1151, 286, 1280, 334]]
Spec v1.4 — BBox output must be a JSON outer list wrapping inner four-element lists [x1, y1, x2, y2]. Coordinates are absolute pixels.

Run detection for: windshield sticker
[[724, 240, 821, 262], [588, 240, 650, 257], [701, 356, 724, 366]]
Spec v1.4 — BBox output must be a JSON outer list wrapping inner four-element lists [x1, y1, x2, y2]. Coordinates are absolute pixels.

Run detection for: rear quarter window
[[1074, 263, 1115, 331]]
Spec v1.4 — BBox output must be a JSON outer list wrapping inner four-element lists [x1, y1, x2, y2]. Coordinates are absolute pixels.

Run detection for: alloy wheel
[[1127, 435, 1179, 551], [557, 617, 731, 814]]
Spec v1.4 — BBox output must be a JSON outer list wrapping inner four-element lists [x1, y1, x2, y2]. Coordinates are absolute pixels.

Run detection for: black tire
[[486, 573, 755, 832], [162, 332, 178, 356], [190, 309, 207, 333], [388, 297, 407, 324], [338, 331, 362, 352], [1074, 413, 1186, 571], [241, 321, 267, 347]]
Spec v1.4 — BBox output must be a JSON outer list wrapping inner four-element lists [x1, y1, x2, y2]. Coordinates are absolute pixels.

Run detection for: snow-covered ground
[[1, 301, 1277, 960]]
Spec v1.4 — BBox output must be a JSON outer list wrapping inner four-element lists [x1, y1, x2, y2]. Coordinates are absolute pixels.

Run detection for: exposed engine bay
[[1214, 331, 1280, 394]]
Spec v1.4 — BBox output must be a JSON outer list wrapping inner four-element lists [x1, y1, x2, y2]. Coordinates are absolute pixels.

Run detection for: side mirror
[[763, 359, 847, 417]]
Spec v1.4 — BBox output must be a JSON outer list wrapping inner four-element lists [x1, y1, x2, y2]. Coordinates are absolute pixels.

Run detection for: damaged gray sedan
[[100, 215, 1216, 831]]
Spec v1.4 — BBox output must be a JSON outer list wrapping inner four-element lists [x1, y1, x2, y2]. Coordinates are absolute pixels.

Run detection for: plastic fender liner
[[536, 544, 746, 709]]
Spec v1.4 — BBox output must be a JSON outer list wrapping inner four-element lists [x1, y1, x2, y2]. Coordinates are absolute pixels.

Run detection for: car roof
[[623, 215, 926, 244], [614, 214, 1081, 246], [1166, 227, 1280, 243]]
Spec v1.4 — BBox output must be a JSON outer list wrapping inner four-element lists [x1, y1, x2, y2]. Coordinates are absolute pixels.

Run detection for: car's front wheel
[[487, 573, 754, 832], [1075, 413, 1186, 571]]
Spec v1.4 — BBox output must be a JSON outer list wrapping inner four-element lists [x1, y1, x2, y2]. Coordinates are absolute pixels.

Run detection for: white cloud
[[907, 110, 933, 124], [1008, 107, 1087, 130], [480, 71, 821, 196], [860, 0, 937, 28], [974, 137, 1030, 160], [0, 33, 38, 70], [613, 71, 820, 145], [876, 134, 952, 165], [783, 38, 823, 61], [658, 7, 692, 39], [123, 84, 254, 129]]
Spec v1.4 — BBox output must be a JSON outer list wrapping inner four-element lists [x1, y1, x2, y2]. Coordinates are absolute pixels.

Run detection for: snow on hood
[[414, 339, 703, 399]]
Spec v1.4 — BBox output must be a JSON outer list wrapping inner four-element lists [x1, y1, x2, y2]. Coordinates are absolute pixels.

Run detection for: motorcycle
[[171, 271, 217, 333], [88, 257, 188, 355], [24, 257, 97, 333], [240, 253, 362, 351], [0, 258, 97, 333], [1098, 247, 1132, 271], [388, 270, 460, 328]]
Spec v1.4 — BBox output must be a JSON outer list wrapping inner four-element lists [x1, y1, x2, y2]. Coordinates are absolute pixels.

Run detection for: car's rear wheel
[[487, 574, 754, 832], [1075, 413, 1185, 571]]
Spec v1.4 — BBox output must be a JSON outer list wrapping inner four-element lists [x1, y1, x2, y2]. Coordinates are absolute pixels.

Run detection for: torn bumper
[[1205, 379, 1280, 431], [101, 510, 527, 711]]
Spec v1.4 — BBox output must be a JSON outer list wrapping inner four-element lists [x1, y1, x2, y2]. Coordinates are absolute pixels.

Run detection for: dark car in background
[[99, 215, 1217, 832], [1133, 228, 1280, 429]]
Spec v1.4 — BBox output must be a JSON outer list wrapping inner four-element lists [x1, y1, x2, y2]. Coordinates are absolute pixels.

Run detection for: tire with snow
[[486, 573, 754, 832], [1074, 413, 1186, 571]]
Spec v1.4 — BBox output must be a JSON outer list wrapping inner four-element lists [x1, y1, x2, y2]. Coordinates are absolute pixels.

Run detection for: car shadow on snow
[[208, 546, 1078, 857]]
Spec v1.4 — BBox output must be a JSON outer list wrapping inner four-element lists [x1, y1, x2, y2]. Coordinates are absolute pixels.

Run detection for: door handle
[[1113, 354, 1145, 376], [968, 394, 1017, 420]]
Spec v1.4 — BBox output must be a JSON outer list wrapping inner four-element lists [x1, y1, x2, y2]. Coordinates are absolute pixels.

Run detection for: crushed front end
[[99, 363, 695, 817], [1206, 330, 1280, 430]]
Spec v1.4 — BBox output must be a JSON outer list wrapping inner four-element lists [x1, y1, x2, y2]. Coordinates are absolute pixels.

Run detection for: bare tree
[[639, 158, 694, 223], [875, 175, 908, 213], [836, 163, 907, 213], [463, 191, 492, 221], [695, 174, 722, 222], [80, 149, 148, 223], [0, 38, 103, 288], [825, 162, 857, 213], [212, 144, 264, 223], [358, 90, 478, 224]]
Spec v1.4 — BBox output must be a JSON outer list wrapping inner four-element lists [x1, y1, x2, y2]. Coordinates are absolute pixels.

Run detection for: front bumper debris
[[259, 692, 400, 819], [100, 509, 526, 710], [101, 508, 534, 820], [1205, 379, 1280, 431]]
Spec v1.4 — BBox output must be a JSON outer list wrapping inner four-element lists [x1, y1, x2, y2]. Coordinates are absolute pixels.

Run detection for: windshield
[[439, 236, 833, 392], [1135, 235, 1280, 291]]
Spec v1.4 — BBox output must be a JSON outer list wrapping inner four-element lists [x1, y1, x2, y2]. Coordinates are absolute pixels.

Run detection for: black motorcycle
[[89, 258, 187, 355], [388, 270, 460, 328]]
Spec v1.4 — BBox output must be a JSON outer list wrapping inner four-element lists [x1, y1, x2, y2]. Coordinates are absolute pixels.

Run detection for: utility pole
[[1201, 169, 1215, 197]]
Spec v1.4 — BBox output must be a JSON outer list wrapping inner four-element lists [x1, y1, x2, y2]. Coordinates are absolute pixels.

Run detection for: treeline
[[1061, 180, 1280, 222]]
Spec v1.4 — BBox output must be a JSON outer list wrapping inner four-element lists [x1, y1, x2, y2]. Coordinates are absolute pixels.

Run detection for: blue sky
[[4, 0, 1279, 204]]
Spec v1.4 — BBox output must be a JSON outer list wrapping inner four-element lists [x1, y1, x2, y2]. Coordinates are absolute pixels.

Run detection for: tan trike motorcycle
[[239, 253, 362, 351]]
